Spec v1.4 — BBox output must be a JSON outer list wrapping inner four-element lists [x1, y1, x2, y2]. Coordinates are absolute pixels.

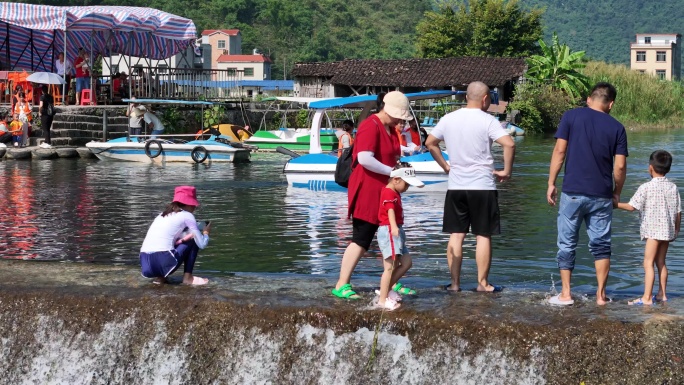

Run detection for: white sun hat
[[383, 91, 413, 121], [390, 167, 424, 187]]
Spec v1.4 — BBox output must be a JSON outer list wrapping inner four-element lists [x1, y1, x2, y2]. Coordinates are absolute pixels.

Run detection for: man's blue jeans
[[556, 192, 613, 271]]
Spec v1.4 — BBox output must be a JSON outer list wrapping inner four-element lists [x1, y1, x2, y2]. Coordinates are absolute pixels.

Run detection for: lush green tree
[[416, 0, 544, 58], [525, 33, 590, 101]]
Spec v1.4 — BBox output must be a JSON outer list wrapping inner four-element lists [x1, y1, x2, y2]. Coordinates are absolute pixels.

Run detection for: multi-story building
[[216, 51, 272, 81], [201, 29, 241, 66], [630, 33, 681, 80]]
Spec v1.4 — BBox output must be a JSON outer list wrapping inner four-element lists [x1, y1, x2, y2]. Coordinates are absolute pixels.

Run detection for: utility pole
[[283, 56, 287, 80]]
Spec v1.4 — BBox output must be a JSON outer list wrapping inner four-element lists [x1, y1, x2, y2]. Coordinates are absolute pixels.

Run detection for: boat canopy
[[308, 90, 467, 154]]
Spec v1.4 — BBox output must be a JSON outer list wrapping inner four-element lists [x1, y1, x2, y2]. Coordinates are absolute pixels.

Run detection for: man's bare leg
[[447, 233, 466, 291], [335, 242, 366, 291], [558, 269, 572, 301], [595, 258, 610, 305], [475, 235, 496, 291]]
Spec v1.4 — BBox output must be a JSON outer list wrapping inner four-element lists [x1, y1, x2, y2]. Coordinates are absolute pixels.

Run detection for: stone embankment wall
[[1, 103, 280, 147]]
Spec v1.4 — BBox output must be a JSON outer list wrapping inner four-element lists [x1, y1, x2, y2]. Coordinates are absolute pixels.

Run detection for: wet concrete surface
[[1, 260, 683, 384]]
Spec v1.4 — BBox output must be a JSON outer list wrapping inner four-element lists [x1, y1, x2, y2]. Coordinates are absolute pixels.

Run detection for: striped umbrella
[[0, 3, 197, 72]]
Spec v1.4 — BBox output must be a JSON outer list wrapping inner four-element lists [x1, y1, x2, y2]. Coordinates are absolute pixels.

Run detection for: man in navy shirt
[[547, 82, 628, 306]]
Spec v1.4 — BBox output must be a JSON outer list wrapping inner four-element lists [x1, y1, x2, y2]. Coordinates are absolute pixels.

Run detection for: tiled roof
[[201, 29, 240, 36], [217, 54, 272, 63], [291, 57, 528, 87]]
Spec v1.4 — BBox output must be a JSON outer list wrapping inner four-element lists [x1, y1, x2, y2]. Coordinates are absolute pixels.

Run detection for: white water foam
[[11, 316, 189, 385], [295, 324, 546, 385], [1, 315, 546, 384]]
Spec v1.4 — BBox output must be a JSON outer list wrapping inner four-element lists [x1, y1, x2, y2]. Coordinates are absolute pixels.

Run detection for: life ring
[[144, 140, 163, 158], [191, 146, 208, 163]]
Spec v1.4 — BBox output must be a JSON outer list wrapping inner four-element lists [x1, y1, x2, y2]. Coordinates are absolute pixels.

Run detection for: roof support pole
[[5, 24, 10, 71], [62, 29, 68, 104]]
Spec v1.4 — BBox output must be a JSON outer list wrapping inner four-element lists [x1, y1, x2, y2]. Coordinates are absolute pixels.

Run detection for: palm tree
[[525, 33, 590, 101]]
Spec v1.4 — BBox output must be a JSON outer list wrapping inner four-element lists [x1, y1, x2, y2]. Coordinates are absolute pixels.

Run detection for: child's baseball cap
[[390, 167, 424, 187]]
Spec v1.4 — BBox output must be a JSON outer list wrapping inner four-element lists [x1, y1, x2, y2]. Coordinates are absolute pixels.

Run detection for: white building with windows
[[630, 33, 681, 80], [216, 53, 272, 80]]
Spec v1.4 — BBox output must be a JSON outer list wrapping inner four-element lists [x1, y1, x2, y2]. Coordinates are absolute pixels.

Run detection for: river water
[[2, 130, 684, 384], [2, 129, 684, 306]]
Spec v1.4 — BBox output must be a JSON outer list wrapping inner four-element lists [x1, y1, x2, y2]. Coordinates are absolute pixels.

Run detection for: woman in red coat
[[332, 91, 413, 299]]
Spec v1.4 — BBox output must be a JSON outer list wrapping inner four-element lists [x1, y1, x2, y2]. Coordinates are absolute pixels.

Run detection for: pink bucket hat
[[173, 186, 199, 207]]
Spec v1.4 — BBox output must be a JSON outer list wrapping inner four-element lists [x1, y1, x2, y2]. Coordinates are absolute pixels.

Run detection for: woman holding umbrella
[[38, 84, 54, 148], [26, 72, 65, 148]]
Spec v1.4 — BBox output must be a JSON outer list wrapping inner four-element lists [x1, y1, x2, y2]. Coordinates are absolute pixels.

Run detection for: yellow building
[[630, 33, 681, 80]]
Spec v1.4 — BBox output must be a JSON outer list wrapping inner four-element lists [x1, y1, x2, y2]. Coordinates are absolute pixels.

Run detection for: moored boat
[[243, 97, 341, 152], [86, 136, 252, 163], [282, 90, 459, 193]]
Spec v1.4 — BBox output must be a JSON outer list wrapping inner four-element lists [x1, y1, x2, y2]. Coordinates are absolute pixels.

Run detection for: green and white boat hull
[[245, 129, 339, 152]]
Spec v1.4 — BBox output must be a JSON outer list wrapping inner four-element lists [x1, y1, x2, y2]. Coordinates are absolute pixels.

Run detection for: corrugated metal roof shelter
[[0, 3, 197, 72]]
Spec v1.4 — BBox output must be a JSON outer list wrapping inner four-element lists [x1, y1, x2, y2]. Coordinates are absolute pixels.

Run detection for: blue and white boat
[[86, 135, 252, 163], [282, 90, 457, 193], [86, 99, 253, 163]]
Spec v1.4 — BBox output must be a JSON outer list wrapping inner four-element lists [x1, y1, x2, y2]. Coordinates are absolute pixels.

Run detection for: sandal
[[374, 289, 402, 302], [332, 283, 361, 299], [376, 298, 401, 311], [392, 282, 416, 295]]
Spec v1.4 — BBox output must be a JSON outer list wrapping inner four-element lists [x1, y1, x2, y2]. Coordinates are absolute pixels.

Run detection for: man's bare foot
[[152, 277, 166, 285], [183, 276, 208, 285], [655, 294, 668, 302], [596, 295, 611, 306], [445, 283, 461, 292], [477, 284, 502, 292]]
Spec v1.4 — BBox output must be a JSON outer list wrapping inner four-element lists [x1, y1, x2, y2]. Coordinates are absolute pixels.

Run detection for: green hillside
[[13, 0, 684, 78], [522, 0, 683, 76]]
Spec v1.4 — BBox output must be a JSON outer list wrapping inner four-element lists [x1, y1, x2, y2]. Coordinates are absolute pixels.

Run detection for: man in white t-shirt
[[143, 110, 165, 139], [425, 81, 516, 293]]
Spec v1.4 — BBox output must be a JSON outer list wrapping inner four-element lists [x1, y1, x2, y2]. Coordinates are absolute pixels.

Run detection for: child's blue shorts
[[377, 225, 408, 259]]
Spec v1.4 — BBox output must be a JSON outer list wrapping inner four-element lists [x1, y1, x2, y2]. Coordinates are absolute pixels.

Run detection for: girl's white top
[[55, 59, 72, 76], [629, 177, 681, 240], [140, 210, 209, 252]]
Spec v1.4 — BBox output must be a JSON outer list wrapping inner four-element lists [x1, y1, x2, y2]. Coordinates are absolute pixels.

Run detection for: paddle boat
[[281, 90, 460, 193], [86, 99, 254, 163], [503, 122, 525, 136], [86, 135, 252, 163], [243, 97, 343, 152]]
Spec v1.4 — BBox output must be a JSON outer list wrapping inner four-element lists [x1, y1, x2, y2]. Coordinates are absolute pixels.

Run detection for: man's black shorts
[[443, 190, 501, 236], [352, 218, 379, 250]]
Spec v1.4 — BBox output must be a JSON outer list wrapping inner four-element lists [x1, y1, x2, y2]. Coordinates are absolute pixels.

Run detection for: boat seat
[[421, 116, 429, 126]]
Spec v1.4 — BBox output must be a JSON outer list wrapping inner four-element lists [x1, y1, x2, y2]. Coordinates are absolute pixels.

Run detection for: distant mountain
[[521, 0, 684, 76]]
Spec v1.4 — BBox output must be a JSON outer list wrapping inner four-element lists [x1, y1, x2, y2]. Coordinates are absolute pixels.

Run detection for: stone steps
[[51, 121, 129, 131], [32, 113, 130, 146]]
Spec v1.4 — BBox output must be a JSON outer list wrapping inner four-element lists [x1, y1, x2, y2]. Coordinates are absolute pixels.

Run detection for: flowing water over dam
[[1, 130, 684, 384]]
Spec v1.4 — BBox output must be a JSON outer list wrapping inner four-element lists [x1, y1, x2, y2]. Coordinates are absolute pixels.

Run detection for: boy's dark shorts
[[352, 218, 379, 250], [443, 190, 501, 236]]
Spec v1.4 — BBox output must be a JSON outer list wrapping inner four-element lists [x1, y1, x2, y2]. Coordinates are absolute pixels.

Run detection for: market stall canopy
[[0, 3, 197, 72]]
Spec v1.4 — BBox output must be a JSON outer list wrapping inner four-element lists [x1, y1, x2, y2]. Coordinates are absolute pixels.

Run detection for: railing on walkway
[[117, 66, 244, 101], [0, 67, 246, 105]]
